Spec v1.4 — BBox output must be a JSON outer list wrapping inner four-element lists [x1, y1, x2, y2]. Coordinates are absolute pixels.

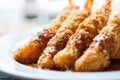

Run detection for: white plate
[[0, 26, 120, 80]]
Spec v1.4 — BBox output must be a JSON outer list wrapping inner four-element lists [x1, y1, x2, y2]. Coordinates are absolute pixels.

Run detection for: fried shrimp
[[13, 0, 78, 64], [75, 13, 120, 72], [54, 0, 111, 70], [38, 0, 93, 69]]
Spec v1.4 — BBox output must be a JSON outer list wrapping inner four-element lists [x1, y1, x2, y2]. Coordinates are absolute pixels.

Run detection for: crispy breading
[[54, 0, 111, 70], [75, 13, 120, 72], [13, 0, 78, 64], [38, 0, 93, 69]]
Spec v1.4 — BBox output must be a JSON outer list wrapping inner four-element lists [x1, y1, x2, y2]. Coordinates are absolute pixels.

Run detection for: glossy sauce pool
[[24, 59, 120, 71], [25, 64, 38, 68], [105, 59, 120, 71]]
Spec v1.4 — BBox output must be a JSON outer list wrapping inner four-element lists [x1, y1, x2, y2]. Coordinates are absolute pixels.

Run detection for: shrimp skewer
[[13, 0, 78, 64], [38, 0, 93, 69], [54, 0, 111, 70], [75, 13, 120, 72]]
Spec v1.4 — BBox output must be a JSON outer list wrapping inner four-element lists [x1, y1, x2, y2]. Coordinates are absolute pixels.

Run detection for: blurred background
[[0, 0, 119, 36]]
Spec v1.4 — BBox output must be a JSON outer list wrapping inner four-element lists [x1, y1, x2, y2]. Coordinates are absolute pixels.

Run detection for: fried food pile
[[13, 0, 120, 72], [38, 0, 93, 69], [13, 0, 79, 64]]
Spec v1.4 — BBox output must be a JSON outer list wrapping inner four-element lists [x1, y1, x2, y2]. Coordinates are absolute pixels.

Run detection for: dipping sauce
[[25, 64, 38, 68]]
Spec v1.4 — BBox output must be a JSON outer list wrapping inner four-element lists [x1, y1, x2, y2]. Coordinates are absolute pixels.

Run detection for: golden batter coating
[[44, 0, 79, 34], [111, 40, 120, 59], [38, 0, 93, 69], [13, 0, 78, 64], [54, 0, 111, 70], [75, 13, 120, 72]]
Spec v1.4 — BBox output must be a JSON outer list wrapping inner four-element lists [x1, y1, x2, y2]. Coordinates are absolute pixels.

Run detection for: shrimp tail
[[84, 0, 93, 12]]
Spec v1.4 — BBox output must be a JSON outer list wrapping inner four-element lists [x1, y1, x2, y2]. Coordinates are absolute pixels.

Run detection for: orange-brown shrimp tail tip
[[84, 0, 93, 11]]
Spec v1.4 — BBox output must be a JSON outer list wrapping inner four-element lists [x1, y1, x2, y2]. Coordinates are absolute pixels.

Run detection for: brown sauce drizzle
[[75, 29, 94, 53], [43, 46, 58, 57], [38, 29, 55, 46], [24, 31, 119, 71], [44, 32, 71, 57], [93, 33, 116, 54]]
